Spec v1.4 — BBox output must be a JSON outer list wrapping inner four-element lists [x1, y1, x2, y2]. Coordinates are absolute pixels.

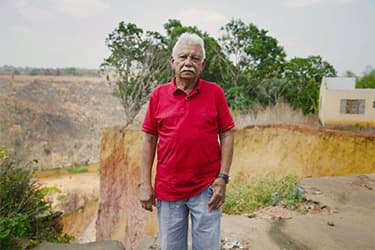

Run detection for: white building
[[319, 77, 375, 127]]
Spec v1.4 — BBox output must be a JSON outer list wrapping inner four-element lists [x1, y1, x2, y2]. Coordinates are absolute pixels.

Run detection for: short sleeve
[[142, 92, 158, 135], [217, 87, 235, 132]]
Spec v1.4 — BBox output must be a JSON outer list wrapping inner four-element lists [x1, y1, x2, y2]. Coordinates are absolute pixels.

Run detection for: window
[[340, 99, 365, 114]]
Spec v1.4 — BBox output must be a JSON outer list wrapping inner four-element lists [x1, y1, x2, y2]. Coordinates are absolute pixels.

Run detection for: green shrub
[[39, 186, 62, 197], [0, 147, 73, 249], [0, 214, 30, 249], [223, 175, 305, 215], [66, 161, 89, 174]]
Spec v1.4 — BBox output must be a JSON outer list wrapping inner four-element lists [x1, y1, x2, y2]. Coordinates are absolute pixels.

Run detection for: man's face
[[170, 44, 206, 80]]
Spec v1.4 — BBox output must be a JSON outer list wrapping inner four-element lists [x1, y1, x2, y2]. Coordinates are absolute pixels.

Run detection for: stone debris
[[247, 205, 293, 219], [221, 238, 250, 250], [309, 187, 323, 195], [302, 200, 332, 214], [327, 221, 335, 227], [31, 240, 125, 250], [350, 175, 375, 191]]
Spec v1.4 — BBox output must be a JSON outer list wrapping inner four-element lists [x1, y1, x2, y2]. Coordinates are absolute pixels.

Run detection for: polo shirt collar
[[170, 77, 202, 96]]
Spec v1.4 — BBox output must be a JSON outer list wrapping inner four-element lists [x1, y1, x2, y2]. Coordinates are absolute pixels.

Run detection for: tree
[[254, 78, 292, 106], [220, 19, 286, 83], [100, 22, 170, 126], [284, 56, 336, 113], [343, 70, 356, 78], [219, 19, 287, 111], [163, 19, 234, 87], [356, 66, 375, 88]]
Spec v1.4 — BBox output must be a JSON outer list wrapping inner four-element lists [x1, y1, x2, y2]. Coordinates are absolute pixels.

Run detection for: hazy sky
[[0, 0, 374, 75]]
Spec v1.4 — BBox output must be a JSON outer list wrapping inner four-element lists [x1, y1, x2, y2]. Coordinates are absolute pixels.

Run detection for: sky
[[0, 0, 374, 76]]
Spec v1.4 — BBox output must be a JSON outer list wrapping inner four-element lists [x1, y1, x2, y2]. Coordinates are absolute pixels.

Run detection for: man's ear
[[169, 56, 175, 68], [201, 58, 207, 71]]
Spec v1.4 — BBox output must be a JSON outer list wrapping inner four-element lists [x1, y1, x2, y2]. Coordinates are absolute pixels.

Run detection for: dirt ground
[[39, 173, 375, 250], [221, 173, 375, 250]]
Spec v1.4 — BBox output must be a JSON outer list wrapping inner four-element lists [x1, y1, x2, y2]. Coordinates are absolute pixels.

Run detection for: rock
[[31, 240, 125, 250], [96, 128, 158, 249]]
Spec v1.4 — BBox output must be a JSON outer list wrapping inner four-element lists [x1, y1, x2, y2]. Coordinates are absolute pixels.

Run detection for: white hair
[[172, 32, 206, 60]]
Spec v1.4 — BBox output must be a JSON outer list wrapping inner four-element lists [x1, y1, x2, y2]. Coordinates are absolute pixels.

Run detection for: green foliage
[[100, 21, 170, 126], [0, 147, 73, 249], [102, 19, 338, 117], [67, 166, 88, 174], [220, 19, 286, 83], [39, 186, 62, 197], [284, 56, 336, 84], [356, 67, 375, 88], [283, 56, 337, 114], [163, 19, 234, 86], [219, 20, 336, 114], [0, 214, 30, 248], [66, 160, 90, 174], [223, 175, 305, 215], [251, 78, 292, 106]]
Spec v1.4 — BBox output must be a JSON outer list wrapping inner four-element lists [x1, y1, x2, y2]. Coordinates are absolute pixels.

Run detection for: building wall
[[320, 87, 375, 127]]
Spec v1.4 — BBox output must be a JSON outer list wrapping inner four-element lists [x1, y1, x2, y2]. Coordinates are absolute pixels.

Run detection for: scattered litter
[[247, 213, 256, 218], [309, 187, 322, 195], [221, 238, 249, 250], [271, 192, 280, 205], [327, 221, 335, 227], [222, 240, 241, 249]]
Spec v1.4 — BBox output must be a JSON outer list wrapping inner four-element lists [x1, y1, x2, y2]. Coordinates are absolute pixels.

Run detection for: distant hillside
[[0, 74, 127, 168], [0, 65, 100, 77]]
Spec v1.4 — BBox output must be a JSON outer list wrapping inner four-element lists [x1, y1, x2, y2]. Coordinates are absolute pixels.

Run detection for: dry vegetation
[[233, 101, 320, 128], [0, 74, 126, 168]]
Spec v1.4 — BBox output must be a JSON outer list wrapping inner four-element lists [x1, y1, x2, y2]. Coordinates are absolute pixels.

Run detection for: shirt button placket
[[184, 95, 188, 111]]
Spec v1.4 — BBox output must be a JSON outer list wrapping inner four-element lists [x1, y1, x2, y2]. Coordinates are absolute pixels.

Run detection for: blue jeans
[[157, 186, 221, 250]]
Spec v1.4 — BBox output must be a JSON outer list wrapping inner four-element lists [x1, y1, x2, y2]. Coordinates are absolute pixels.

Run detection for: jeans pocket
[[207, 185, 214, 198], [157, 199, 161, 208]]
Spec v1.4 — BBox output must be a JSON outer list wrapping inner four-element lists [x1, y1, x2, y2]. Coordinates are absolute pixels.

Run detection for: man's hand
[[139, 183, 156, 212], [208, 178, 226, 211]]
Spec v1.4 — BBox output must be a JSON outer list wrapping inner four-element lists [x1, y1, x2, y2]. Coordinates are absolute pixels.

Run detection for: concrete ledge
[[31, 240, 125, 250]]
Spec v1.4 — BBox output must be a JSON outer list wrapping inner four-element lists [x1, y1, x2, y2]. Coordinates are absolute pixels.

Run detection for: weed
[[0, 147, 73, 249], [223, 175, 305, 215], [39, 186, 62, 197], [66, 161, 89, 174]]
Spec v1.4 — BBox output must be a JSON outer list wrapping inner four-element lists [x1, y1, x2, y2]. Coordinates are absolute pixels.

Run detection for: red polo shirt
[[142, 78, 234, 200]]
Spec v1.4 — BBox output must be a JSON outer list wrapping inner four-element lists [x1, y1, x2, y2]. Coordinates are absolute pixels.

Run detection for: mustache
[[181, 66, 195, 73]]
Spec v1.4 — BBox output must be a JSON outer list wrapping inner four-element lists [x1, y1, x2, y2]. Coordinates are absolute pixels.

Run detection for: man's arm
[[208, 129, 234, 211], [140, 132, 158, 212], [218, 129, 234, 175]]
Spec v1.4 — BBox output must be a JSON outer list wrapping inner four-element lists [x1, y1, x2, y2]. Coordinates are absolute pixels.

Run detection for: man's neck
[[175, 77, 198, 94]]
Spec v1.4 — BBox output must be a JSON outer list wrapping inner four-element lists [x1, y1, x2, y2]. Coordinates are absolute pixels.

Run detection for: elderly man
[[140, 32, 234, 250]]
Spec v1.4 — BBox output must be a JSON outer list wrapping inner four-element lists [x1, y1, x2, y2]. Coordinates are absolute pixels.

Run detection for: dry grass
[[234, 102, 320, 129], [0, 74, 105, 85], [33, 164, 99, 179]]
